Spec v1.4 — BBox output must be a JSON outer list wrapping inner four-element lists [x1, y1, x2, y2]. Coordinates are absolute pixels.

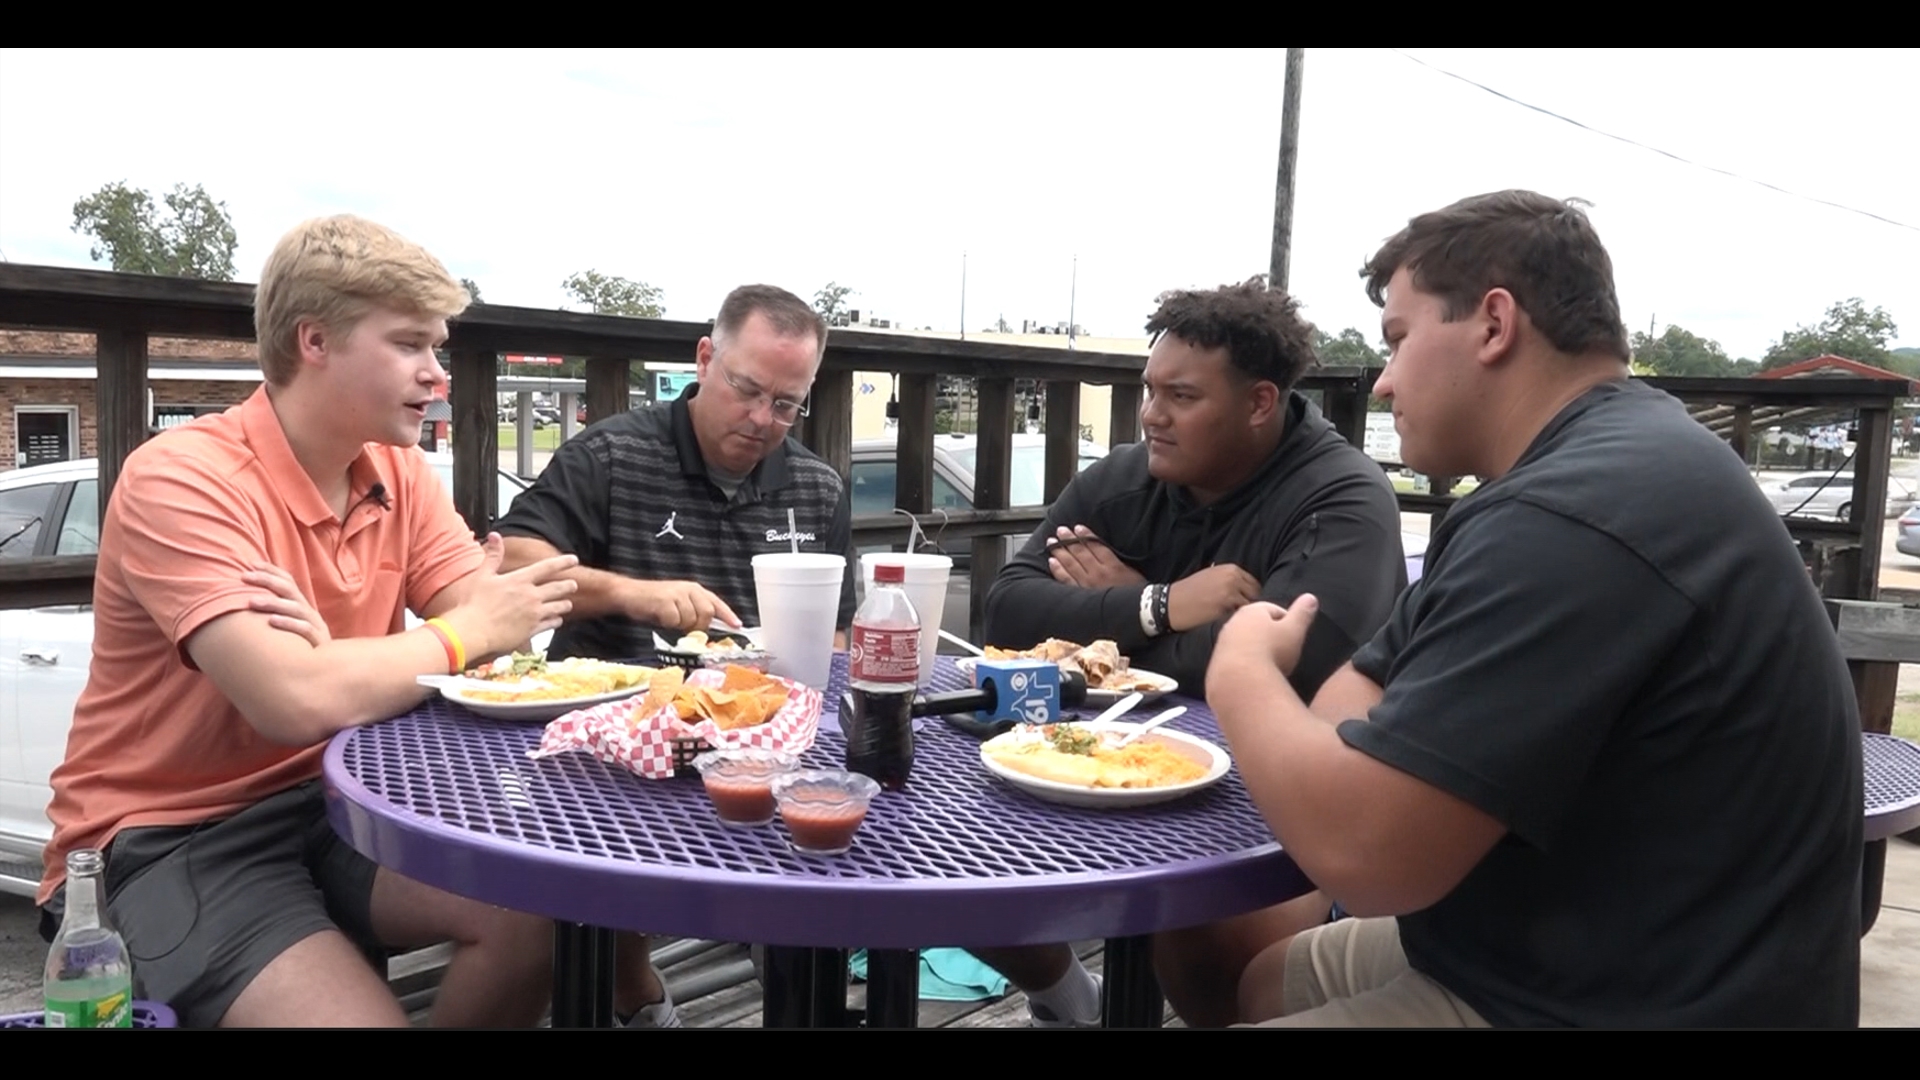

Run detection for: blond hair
[[253, 215, 470, 385]]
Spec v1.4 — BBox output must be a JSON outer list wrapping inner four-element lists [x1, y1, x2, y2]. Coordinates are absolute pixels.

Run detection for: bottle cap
[[874, 563, 906, 584]]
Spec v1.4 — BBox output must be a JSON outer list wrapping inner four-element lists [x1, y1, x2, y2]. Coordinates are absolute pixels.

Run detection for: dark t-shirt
[[495, 386, 857, 661], [1347, 379, 1861, 1027], [984, 393, 1405, 696]]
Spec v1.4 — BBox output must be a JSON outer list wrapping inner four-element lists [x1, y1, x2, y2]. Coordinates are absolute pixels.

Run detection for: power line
[[1390, 49, 1920, 235]]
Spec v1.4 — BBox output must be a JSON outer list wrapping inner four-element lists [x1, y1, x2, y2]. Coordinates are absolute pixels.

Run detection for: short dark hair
[[1362, 190, 1630, 361], [714, 284, 828, 358], [1144, 276, 1318, 392]]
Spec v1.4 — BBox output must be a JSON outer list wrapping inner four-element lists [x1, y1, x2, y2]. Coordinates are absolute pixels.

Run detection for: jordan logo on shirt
[[656, 512, 684, 540]]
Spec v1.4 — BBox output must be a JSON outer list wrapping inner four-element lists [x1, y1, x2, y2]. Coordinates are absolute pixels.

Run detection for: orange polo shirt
[[39, 387, 483, 902]]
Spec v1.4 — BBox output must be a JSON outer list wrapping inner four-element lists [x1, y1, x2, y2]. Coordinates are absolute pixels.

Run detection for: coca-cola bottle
[[844, 562, 920, 789]]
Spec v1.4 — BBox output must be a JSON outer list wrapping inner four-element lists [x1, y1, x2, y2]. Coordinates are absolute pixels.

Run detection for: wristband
[[1138, 585, 1160, 637], [425, 617, 467, 674], [1153, 583, 1172, 635]]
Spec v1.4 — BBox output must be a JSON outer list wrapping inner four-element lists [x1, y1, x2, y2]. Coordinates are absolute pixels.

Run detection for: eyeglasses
[[713, 355, 810, 425]]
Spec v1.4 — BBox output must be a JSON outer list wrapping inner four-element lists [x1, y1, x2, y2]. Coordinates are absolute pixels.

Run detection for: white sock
[[1026, 956, 1101, 1022]]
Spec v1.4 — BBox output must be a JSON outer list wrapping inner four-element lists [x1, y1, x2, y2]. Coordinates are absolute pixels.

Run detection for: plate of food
[[955, 638, 1179, 706], [429, 653, 661, 723], [978, 720, 1230, 808]]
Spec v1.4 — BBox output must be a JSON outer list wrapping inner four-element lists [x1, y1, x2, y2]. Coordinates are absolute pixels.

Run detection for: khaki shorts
[[1253, 917, 1489, 1027]]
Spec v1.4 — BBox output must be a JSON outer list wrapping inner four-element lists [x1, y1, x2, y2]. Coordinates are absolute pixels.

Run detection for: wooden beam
[[895, 373, 937, 515], [0, 556, 96, 609], [1729, 405, 1753, 464], [803, 368, 854, 480], [449, 347, 498, 538], [94, 328, 148, 510], [1043, 380, 1081, 503], [1320, 375, 1370, 451], [1851, 406, 1893, 599], [970, 378, 1016, 641], [585, 358, 630, 424], [1108, 382, 1142, 449]]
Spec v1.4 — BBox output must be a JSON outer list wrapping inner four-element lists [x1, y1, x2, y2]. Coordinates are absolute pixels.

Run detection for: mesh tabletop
[[325, 656, 1307, 948], [1864, 732, 1920, 842]]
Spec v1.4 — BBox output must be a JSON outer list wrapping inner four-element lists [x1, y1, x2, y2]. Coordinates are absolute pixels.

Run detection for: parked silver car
[[1760, 473, 1913, 522], [1897, 505, 1920, 557]]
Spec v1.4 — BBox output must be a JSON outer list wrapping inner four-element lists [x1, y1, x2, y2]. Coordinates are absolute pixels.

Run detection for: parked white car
[[0, 453, 532, 896]]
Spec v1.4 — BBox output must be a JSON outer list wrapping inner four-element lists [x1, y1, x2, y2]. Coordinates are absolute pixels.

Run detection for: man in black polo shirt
[[1216, 191, 1861, 1027], [498, 283, 855, 1026]]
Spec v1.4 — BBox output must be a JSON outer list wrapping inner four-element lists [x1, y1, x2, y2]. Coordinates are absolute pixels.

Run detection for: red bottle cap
[[874, 563, 906, 584]]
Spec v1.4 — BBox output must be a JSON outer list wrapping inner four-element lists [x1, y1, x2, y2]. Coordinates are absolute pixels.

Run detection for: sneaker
[[618, 967, 683, 1028], [1028, 973, 1103, 1029]]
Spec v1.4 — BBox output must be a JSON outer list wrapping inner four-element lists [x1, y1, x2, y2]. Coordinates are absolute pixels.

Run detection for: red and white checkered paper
[[527, 668, 823, 780]]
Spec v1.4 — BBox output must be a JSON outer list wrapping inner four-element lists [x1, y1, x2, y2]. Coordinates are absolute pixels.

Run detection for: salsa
[[779, 790, 870, 855], [703, 774, 778, 826]]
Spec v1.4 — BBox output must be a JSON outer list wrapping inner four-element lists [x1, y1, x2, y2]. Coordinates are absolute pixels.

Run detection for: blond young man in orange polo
[[38, 216, 580, 1028]]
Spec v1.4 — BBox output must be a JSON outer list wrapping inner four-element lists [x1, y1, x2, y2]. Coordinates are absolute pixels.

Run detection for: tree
[[460, 278, 483, 304], [1312, 327, 1385, 367], [1630, 324, 1744, 377], [1760, 298, 1900, 371], [70, 181, 237, 280], [562, 270, 664, 318], [813, 282, 855, 323]]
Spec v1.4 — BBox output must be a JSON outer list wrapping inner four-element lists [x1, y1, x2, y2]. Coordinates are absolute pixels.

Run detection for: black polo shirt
[[495, 385, 856, 661]]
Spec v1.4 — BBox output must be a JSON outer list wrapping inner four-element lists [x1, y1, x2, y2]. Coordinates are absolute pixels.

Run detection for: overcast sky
[[2, 48, 1914, 361]]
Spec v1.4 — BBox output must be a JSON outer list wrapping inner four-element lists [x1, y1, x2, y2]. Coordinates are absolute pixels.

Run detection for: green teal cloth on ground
[[847, 948, 1010, 1002]]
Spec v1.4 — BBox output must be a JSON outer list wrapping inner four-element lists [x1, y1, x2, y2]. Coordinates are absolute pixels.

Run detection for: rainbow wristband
[[425, 618, 467, 675]]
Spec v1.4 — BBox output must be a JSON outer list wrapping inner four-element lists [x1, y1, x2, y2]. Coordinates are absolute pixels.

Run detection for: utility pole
[[1270, 48, 1305, 293]]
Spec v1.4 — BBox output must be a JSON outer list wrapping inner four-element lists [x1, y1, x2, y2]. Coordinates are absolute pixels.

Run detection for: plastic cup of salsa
[[692, 750, 799, 827], [770, 770, 881, 856]]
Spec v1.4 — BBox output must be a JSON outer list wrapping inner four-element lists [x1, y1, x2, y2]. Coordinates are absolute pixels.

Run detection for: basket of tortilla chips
[[529, 664, 821, 780]]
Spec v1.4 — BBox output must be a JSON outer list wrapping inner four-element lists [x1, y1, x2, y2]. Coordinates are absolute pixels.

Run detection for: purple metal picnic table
[[323, 654, 1309, 1028]]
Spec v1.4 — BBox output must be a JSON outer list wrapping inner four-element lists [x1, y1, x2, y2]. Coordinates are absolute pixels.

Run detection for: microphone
[[368, 482, 391, 510]]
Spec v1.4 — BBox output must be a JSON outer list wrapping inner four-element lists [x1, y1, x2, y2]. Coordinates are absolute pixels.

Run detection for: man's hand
[[630, 580, 741, 633], [1046, 526, 1146, 589], [1209, 596, 1319, 699], [244, 563, 331, 648], [442, 534, 580, 659], [1166, 563, 1261, 631]]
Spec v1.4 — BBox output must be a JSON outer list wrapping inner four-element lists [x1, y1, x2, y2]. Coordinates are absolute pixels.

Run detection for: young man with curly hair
[[975, 279, 1407, 1026]]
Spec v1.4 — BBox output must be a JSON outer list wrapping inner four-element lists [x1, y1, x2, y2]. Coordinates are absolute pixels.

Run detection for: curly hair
[[1362, 190, 1629, 361], [1144, 276, 1319, 392]]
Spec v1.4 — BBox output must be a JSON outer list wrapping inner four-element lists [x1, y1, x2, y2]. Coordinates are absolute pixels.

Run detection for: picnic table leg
[[864, 949, 920, 1028], [811, 948, 850, 1027], [551, 922, 616, 1028], [1102, 935, 1165, 1028], [1863, 838, 1888, 936], [763, 946, 849, 1027], [762, 946, 813, 1027]]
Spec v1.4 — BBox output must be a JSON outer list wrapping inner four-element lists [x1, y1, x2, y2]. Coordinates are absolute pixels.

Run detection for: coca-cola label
[[850, 624, 920, 682]]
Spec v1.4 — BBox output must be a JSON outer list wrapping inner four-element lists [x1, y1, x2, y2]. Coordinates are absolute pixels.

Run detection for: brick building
[[1, 330, 263, 468]]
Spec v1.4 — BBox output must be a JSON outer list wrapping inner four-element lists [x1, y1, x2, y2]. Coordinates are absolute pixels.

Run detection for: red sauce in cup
[[779, 792, 869, 854], [704, 775, 777, 825]]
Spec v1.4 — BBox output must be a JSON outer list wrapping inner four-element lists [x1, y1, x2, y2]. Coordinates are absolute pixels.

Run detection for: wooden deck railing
[[1, 264, 1909, 626]]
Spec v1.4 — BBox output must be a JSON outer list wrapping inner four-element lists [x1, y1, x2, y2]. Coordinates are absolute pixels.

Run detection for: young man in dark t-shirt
[[1211, 191, 1861, 1026]]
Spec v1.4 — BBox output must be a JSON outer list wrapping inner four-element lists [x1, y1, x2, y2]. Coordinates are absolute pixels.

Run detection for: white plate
[[434, 660, 658, 723], [978, 723, 1231, 808], [952, 657, 1179, 708]]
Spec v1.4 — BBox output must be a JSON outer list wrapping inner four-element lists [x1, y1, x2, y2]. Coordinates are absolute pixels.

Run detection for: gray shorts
[[40, 780, 382, 1028]]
